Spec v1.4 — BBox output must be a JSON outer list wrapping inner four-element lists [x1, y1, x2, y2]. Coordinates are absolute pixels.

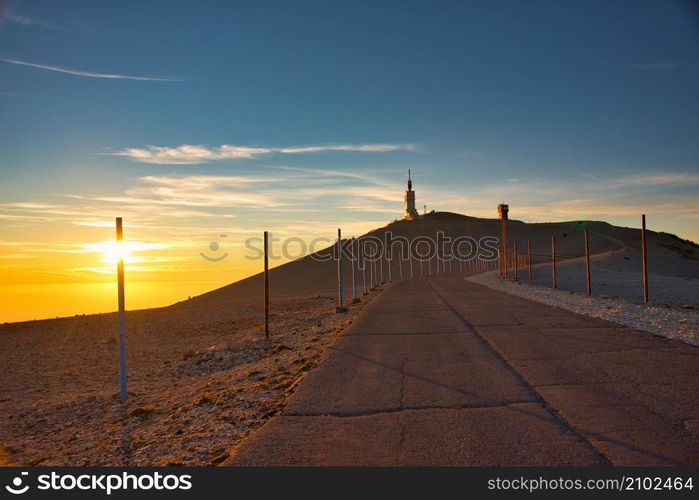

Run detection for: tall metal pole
[[387, 248, 393, 283], [409, 245, 414, 279], [499, 204, 509, 278], [115, 217, 127, 401], [641, 214, 649, 302], [379, 247, 385, 284], [337, 228, 344, 309], [361, 238, 368, 295], [551, 235, 557, 289], [351, 237, 358, 301], [368, 242, 374, 289], [264, 231, 270, 338], [527, 239, 532, 286], [513, 241, 518, 281], [373, 252, 378, 288], [498, 245, 502, 277], [584, 229, 591, 295]]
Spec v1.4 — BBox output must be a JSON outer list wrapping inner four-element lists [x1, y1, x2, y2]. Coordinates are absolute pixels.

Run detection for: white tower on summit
[[403, 169, 420, 221]]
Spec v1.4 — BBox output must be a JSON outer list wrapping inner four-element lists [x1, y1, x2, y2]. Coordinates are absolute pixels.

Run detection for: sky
[[1, 0, 698, 322]]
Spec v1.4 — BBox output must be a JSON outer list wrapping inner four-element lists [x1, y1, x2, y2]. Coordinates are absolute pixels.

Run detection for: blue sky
[[1, 0, 699, 320]]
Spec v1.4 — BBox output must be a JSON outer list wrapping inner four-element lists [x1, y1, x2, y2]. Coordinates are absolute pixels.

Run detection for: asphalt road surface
[[226, 275, 699, 466]]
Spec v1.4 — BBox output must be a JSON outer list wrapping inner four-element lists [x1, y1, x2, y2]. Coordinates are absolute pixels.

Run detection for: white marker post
[[115, 217, 127, 401], [369, 243, 374, 290], [264, 231, 269, 338], [372, 251, 378, 288], [351, 237, 359, 303], [361, 238, 368, 295], [379, 250, 384, 284], [337, 228, 346, 312], [551, 235, 557, 289], [387, 245, 393, 283], [641, 214, 649, 302]]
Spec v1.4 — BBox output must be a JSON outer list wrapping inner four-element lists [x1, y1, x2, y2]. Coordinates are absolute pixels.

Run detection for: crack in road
[[284, 400, 542, 418], [426, 278, 613, 466], [397, 356, 408, 466]]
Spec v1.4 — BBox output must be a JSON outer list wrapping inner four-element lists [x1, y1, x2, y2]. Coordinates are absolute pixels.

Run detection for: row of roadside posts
[[111, 215, 651, 401], [498, 214, 650, 303], [330, 229, 497, 314]]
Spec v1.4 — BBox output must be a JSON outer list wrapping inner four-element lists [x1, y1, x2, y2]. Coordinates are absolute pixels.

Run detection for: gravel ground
[[468, 249, 699, 346], [525, 247, 699, 305], [0, 289, 378, 466]]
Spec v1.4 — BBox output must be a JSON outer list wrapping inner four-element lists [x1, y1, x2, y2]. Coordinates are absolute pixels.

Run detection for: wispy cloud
[[3, 168, 696, 231], [550, 195, 699, 218], [605, 172, 699, 189], [111, 143, 416, 164], [0, 58, 185, 81], [2, 14, 62, 31], [275, 144, 412, 154], [0, 1, 64, 32]]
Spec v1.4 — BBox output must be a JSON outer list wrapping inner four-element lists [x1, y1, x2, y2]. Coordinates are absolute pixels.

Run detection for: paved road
[[226, 275, 699, 466]]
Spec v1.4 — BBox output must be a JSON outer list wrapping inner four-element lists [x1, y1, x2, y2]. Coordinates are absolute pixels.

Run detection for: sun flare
[[99, 241, 130, 265], [81, 240, 166, 265]]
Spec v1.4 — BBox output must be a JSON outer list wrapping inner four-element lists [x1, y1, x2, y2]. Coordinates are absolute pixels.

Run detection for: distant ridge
[[179, 212, 698, 306]]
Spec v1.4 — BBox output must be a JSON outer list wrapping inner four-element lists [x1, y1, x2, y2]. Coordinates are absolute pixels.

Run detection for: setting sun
[[81, 240, 167, 265], [100, 241, 129, 265]]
